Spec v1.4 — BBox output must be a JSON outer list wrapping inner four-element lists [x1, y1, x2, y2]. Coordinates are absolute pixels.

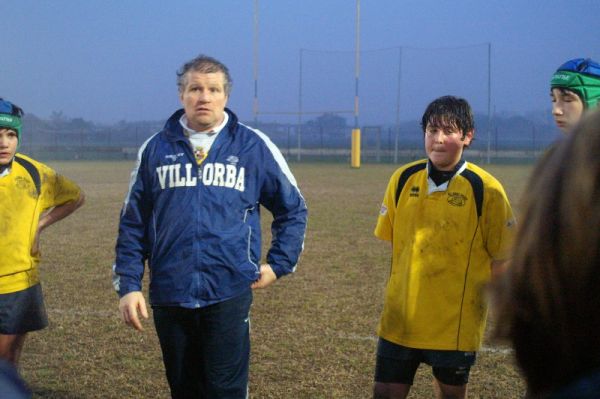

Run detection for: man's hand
[[251, 264, 277, 289], [118, 291, 148, 331]]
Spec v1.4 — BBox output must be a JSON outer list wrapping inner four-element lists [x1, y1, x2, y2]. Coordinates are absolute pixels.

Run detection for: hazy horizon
[[3, 1, 599, 125]]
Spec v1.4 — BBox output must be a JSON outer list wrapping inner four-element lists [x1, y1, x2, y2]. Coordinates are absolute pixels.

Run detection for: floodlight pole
[[351, 0, 361, 168], [394, 46, 402, 164], [297, 49, 303, 162], [253, 0, 259, 127], [486, 42, 491, 164], [354, 0, 360, 129]]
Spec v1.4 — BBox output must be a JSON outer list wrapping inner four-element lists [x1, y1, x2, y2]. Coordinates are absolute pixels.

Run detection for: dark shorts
[[0, 284, 48, 335], [375, 338, 477, 386]]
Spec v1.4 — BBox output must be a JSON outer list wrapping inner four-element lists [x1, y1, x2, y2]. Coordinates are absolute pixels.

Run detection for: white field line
[[335, 333, 513, 354], [46, 309, 514, 355], [48, 308, 117, 317]]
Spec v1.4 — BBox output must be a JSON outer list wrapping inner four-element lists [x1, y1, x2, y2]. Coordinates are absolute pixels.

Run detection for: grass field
[[21, 161, 532, 398]]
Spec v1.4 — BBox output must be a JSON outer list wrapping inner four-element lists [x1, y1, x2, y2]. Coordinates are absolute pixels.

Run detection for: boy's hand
[[30, 228, 41, 256]]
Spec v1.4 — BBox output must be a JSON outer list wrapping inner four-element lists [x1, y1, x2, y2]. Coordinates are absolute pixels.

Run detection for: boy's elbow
[[75, 191, 86, 209]]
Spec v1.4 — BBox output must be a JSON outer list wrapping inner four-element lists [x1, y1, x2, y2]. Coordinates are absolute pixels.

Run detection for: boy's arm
[[484, 181, 517, 281], [32, 172, 85, 254], [38, 192, 85, 232], [491, 259, 510, 282], [374, 172, 399, 242]]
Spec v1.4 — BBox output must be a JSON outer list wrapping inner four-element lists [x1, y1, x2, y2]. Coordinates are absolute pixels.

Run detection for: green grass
[[20, 161, 532, 398]]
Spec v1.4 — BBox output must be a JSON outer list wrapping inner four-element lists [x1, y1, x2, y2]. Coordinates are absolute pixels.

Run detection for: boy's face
[[0, 128, 18, 166], [551, 88, 584, 134], [425, 121, 472, 171]]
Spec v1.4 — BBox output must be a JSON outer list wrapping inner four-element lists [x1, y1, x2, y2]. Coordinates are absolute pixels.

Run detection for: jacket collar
[[163, 108, 238, 142]]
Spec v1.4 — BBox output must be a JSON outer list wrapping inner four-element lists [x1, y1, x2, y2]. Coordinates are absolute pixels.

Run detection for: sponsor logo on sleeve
[[379, 204, 388, 215]]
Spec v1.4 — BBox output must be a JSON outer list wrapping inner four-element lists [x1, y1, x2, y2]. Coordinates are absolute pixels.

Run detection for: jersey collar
[[426, 159, 467, 194], [0, 160, 13, 177]]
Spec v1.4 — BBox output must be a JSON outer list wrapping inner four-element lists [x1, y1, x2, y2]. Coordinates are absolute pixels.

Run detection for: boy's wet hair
[[421, 96, 475, 141]]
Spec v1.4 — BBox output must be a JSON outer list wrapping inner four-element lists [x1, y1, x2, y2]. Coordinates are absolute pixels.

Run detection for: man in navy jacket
[[113, 54, 307, 398]]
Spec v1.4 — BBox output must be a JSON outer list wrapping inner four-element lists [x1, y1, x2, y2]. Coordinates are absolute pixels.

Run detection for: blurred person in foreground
[[0, 359, 30, 398], [112, 54, 307, 398], [0, 98, 84, 368], [551, 57, 600, 134], [372, 96, 516, 399], [493, 109, 600, 398]]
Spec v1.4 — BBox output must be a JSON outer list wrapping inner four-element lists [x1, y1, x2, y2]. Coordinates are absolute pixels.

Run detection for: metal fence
[[18, 120, 557, 163]]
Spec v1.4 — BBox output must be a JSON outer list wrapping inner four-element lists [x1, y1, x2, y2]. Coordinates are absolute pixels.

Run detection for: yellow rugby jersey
[[374, 159, 515, 351], [0, 154, 81, 294]]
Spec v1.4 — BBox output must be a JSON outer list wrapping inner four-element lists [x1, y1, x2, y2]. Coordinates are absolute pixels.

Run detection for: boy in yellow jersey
[[372, 96, 515, 399], [0, 98, 84, 367]]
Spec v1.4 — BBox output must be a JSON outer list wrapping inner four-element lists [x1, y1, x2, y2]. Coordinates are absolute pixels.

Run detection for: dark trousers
[[153, 290, 252, 399]]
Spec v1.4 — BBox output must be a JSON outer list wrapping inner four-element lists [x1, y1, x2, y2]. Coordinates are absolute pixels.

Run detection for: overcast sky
[[3, 0, 599, 125]]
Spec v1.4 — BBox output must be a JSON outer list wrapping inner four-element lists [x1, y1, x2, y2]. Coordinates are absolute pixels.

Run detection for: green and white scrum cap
[[551, 58, 600, 108], [0, 98, 24, 142]]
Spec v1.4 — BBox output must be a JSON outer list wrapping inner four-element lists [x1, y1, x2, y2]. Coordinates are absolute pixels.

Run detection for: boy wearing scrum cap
[[550, 58, 600, 134], [0, 98, 84, 368]]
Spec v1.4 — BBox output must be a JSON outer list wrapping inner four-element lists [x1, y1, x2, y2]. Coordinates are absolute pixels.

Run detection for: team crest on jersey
[[410, 186, 420, 197], [194, 147, 207, 165], [447, 192, 467, 207], [14, 176, 37, 198]]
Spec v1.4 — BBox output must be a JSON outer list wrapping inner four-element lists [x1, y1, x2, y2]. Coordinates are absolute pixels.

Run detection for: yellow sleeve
[[482, 182, 516, 260], [39, 165, 82, 211], [374, 171, 399, 242]]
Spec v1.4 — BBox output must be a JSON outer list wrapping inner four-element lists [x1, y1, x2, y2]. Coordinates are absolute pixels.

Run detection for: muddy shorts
[[0, 284, 48, 334]]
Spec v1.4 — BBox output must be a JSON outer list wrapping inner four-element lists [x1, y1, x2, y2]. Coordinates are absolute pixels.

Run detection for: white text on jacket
[[156, 163, 245, 191]]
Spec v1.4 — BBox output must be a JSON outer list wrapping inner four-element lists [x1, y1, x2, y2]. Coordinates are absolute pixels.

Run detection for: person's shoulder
[[0, 360, 30, 398], [549, 368, 600, 399], [235, 122, 266, 142], [14, 153, 43, 168], [391, 159, 428, 179], [234, 122, 283, 158], [464, 162, 503, 187], [135, 131, 165, 161], [463, 162, 510, 204], [13, 153, 53, 175], [402, 159, 428, 169]]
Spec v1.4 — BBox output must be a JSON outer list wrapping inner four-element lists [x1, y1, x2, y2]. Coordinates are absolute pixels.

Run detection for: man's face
[[179, 71, 228, 132], [425, 122, 472, 171], [0, 128, 18, 166], [551, 88, 584, 134]]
